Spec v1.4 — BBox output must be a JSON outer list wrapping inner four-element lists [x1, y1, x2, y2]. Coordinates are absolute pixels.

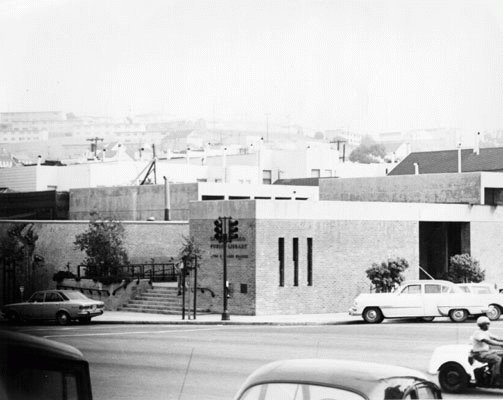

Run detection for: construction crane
[[131, 144, 157, 185]]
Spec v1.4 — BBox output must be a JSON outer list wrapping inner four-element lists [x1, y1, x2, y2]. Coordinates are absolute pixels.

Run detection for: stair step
[[136, 295, 180, 300], [128, 300, 181, 306], [119, 305, 209, 314], [119, 286, 208, 316]]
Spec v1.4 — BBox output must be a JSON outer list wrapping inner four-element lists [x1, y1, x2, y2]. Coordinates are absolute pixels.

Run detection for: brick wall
[[189, 200, 419, 315], [0, 220, 188, 304], [471, 221, 503, 286], [69, 183, 198, 221], [320, 172, 482, 204], [255, 219, 419, 315], [189, 201, 257, 315]]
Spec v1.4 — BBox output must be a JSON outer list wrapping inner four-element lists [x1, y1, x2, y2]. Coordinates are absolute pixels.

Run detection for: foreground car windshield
[[62, 292, 89, 300]]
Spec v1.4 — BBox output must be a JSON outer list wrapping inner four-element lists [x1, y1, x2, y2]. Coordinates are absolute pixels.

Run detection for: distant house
[[388, 147, 503, 175]]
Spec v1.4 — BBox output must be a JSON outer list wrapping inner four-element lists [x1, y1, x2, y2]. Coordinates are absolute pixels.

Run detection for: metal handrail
[[77, 263, 177, 282], [56, 284, 110, 297]]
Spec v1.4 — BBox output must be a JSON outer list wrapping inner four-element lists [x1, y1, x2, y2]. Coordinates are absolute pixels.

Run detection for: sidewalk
[[91, 310, 362, 325]]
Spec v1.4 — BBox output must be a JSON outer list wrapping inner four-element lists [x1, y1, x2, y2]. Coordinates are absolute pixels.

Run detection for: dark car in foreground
[[0, 330, 93, 400], [1, 289, 104, 325], [233, 359, 442, 400]]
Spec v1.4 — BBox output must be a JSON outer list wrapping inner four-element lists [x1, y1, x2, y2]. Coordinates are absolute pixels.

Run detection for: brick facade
[[190, 201, 419, 315], [0, 220, 188, 305]]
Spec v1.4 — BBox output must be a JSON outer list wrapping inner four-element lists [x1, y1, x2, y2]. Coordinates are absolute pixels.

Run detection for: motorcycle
[[429, 344, 503, 393]]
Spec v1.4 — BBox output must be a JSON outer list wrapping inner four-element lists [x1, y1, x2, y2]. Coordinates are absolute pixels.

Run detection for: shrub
[[443, 253, 485, 283], [366, 257, 410, 293], [74, 212, 129, 279]]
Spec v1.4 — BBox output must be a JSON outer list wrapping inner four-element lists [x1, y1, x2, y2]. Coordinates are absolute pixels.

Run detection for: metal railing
[[77, 262, 177, 282]]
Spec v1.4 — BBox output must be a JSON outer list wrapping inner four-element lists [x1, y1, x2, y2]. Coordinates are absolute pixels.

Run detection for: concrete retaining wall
[[320, 172, 482, 204]]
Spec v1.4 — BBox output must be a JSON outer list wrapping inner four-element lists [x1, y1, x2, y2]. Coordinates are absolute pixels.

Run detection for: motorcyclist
[[470, 316, 503, 386]]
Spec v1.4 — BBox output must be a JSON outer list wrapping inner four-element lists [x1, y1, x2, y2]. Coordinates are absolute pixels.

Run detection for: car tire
[[438, 362, 468, 393], [78, 316, 91, 324], [56, 311, 71, 326], [487, 305, 502, 321], [449, 309, 468, 323], [418, 316, 435, 322], [362, 307, 384, 323]]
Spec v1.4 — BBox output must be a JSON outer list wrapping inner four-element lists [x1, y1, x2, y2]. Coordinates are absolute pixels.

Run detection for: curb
[[91, 320, 357, 326]]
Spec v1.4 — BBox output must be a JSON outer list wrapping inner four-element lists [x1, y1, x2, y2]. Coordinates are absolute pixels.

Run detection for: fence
[[77, 262, 177, 282]]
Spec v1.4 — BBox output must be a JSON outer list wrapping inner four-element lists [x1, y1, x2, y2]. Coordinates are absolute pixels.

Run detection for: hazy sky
[[1, 0, 503, 133]]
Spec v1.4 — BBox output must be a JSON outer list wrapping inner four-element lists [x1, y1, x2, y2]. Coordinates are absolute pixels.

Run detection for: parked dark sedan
[[1, 290, 104, 325], [233, 359, 442, 400]]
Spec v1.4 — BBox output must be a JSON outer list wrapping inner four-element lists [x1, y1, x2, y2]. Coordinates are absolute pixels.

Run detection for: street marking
[[43, 327, 225, 338]]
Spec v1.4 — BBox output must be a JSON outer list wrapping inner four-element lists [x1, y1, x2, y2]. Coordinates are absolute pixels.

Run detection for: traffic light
[[214, 218, 223, 242], [228, 218, 239, 242]]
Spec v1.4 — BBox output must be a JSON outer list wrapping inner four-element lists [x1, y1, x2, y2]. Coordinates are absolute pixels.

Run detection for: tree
[[74, 212, 129, 279], [178, 236, 201, 267], [1, 223, 40, 295], [444, 254, 484, 283], [365, 257, 409, 293], [349, 135, 386, 164]]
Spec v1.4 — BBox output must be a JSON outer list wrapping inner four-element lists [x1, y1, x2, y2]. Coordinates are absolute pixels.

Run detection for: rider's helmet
[[477, 316, 491, 326]]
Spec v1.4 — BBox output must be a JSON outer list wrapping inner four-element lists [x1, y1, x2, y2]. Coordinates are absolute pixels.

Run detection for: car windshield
[[61, 291, 89, 300]]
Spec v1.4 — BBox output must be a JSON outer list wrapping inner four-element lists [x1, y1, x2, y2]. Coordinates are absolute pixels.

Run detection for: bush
[[443, 254, 485, 283], [366, 258, 409, 293], [74, 212, 129, 279]]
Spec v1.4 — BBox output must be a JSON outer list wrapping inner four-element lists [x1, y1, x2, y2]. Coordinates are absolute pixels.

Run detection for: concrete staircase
[[118, 286, 208, 315]]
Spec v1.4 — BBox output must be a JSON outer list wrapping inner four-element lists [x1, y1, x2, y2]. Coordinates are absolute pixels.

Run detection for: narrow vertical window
[[293, 238, 299, 286], [278, 238, 284, 287], [307, 238, 313, 286]]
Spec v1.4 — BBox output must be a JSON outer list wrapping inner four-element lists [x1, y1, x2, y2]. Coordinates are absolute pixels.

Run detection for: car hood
[[1, 301, 29, 308]]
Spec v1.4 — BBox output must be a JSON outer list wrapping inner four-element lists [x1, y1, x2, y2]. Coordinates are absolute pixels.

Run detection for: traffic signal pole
[[221, 233, 230, 321], [214, 216, 239, 321]]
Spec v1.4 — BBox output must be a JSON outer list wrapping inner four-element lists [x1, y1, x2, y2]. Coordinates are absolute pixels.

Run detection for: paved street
[[4, 320, 503, 399]]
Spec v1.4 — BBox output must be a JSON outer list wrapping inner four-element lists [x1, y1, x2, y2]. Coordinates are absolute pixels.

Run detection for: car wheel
[[487, 305, 502, 321], [78, 316, 91, 324], [419, 316, 435, 322], [56, 311, 71, 325], [449, 309, 468, 323], [362, 307, 383, 323], [438, 362, 468, 393]]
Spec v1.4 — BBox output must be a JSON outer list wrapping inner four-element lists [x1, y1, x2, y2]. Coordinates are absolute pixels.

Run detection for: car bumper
[[348, 307, 361, 316], [77, 309, 104, 318]]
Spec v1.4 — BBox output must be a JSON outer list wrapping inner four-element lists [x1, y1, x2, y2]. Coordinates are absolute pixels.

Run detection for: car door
[[43, 291, 64, 319], [25, 292, 46, 319], [422, 283, 444, 316], [384, 284, 423, 317]]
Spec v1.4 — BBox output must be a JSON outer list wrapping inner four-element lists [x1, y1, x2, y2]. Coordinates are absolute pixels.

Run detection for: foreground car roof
[[237, 359, 429, 395], [0, 330, 85, 362]]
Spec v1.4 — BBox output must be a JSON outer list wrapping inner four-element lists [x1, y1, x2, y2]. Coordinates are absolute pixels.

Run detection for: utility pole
[[86, 137, 104, 158]]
